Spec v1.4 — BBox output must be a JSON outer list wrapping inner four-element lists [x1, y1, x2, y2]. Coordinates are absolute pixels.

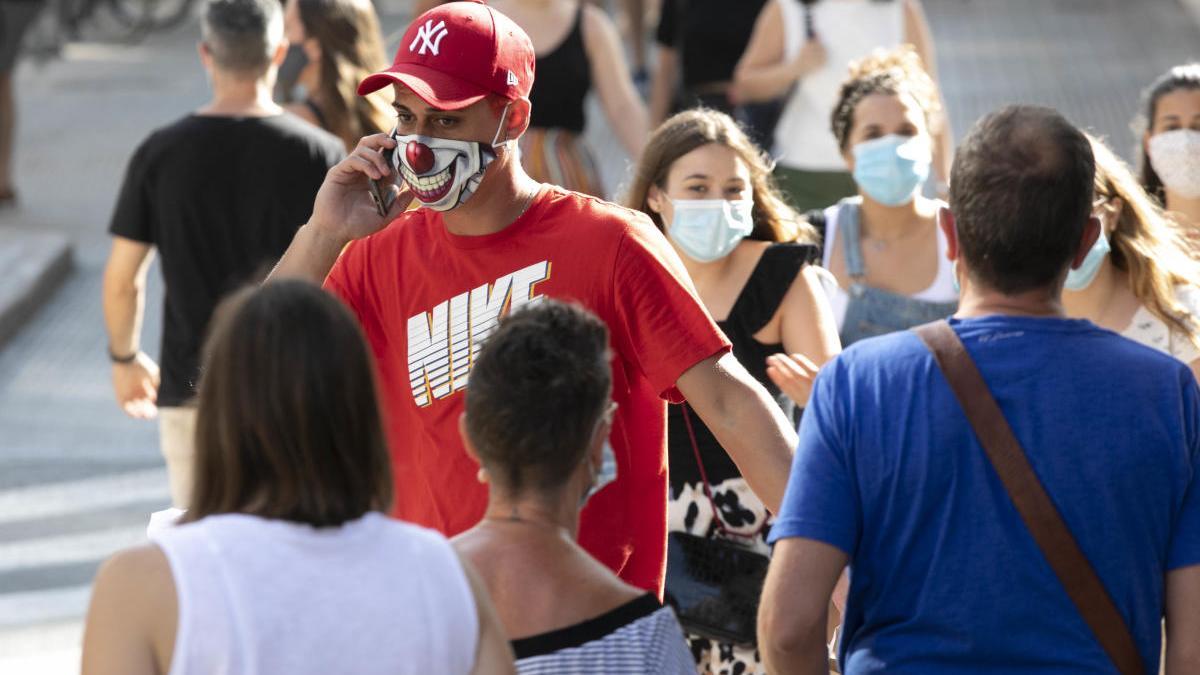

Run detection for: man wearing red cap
[[273, 0, 797, 595]]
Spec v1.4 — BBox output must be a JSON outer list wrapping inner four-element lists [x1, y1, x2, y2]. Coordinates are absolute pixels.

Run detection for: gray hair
[[201, 0, 284, 75]]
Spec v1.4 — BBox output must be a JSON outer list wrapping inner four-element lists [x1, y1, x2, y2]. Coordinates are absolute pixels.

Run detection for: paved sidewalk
[[0, 227, 72, 349], [0, 1, 1197, 672], [925, 0, 1200, 161]]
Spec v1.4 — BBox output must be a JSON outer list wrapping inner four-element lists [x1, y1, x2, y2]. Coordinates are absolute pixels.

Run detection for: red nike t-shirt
[[324, 185, 729, 593]]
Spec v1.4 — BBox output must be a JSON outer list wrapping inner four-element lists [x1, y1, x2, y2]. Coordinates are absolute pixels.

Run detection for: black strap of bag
[[913, 320, 1145, 675]]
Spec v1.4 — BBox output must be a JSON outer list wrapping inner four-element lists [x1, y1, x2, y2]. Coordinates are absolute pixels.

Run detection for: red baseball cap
[[358, 0, 535, 110]]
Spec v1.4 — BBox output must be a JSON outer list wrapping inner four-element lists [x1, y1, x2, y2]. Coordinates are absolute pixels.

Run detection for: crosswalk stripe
[[0, 468, 169, 525], [0, 585, 92, 629], [0, 525, 147, 574]]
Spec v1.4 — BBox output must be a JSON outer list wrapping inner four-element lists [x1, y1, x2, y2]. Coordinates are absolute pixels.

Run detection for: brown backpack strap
[[913, 320, 1145, 675]]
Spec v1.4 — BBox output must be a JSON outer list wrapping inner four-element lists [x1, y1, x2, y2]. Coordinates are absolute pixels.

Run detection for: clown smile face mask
[[388, 105, 510, 212]]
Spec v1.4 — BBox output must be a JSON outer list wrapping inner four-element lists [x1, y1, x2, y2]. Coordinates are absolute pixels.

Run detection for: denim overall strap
[[838, 199, 867, 282]]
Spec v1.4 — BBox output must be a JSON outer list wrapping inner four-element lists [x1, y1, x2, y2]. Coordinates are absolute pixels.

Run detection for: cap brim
[[358, 63, 490, 111]]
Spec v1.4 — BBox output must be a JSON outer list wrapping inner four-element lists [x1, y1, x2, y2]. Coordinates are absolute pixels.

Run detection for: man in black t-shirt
[[102, 0, 344, 508]]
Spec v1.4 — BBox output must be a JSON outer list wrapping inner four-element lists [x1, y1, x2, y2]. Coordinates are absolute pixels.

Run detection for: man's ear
[[937, 206, 958, 262], [198, 41, 212, 69], [1070, 216, 1102, 270], [458, 414, 481, 464], [588, 434, 605, 473], [502, 98, 531, 143]]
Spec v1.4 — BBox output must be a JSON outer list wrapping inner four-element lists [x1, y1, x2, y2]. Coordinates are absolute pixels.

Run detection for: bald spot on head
[[949, 105, 1096, 295]]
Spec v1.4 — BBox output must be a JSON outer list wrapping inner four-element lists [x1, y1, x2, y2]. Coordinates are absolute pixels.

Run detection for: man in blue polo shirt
[[758, 105, 1200, 674]]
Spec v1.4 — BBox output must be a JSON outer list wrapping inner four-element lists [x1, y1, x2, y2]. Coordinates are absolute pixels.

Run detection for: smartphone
[[368, 143, 399, 217]]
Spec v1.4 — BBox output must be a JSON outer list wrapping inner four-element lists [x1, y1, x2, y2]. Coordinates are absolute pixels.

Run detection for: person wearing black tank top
[[627, 109, 840, 673], [280, 0, 392, 151], [490, 0, 648, 198]]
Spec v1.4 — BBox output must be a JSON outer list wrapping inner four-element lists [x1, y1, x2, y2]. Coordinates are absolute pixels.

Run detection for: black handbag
[[663, 405, 770, 646]]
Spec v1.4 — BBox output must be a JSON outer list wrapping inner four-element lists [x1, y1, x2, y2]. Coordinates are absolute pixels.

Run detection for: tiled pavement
[[0, 0, 1197, 671], [925, 0, 1200, 163]]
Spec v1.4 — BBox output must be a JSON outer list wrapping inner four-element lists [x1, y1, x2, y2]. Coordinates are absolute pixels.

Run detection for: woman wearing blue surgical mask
[[627, 108, 840, 674], [814, 46, 957, 348], [1062, 135, 1200, 383]]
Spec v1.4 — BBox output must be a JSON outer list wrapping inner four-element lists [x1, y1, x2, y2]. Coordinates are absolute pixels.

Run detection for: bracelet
[[109, 347, 138, 364]]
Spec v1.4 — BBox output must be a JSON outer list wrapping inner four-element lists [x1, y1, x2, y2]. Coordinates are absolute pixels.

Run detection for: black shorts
[[0, 1, 46, 74]]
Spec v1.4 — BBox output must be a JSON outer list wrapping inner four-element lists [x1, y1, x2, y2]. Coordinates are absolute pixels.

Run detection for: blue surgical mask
[[582, 440, 618, 507], [852, 134, 932, 206], [1064, 229, 1111, 291], [664, 198, 754, 263]]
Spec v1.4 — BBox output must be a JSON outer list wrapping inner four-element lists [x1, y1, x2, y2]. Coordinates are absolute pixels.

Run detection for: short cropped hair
[[949, 105, 1096, 294], [186, 280, 392, 527], [201, 0, 284, 76], [464, 300, 612, 496]]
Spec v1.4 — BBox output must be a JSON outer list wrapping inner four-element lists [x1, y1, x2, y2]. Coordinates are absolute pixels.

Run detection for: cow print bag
[[663, 405, 770, 647]]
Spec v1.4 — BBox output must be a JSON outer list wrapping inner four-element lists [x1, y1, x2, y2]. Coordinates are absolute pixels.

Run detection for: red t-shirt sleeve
[[609, 215, 731, 402]]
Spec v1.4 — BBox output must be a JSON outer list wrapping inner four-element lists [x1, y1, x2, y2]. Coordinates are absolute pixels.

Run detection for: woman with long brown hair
[[281, 0, 392, 151], [626, 108, 839, 674], [1063, 134, 1200, 382], [82, 281, 514, 675]]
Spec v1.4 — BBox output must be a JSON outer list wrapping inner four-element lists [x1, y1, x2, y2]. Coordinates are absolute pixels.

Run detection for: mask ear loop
[[491, 102, 513, 149]]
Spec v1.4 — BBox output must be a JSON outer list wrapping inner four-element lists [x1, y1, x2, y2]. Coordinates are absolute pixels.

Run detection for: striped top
[[513, 595, 695, 674]]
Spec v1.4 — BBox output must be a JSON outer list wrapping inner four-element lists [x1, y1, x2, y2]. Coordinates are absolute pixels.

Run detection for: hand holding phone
[[368, 142, 401, 217]]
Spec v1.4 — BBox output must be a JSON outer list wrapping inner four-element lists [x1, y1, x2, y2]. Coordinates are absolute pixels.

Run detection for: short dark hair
[[186, 280, 392, 527], [464, 300, 611, 496], [949, 105, 1096, 295], [201, 0, 283, 75]]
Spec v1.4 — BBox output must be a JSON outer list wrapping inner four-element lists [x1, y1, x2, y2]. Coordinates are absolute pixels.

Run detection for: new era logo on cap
[[411, 19, 449, 56], [357, 0, 535, 110]]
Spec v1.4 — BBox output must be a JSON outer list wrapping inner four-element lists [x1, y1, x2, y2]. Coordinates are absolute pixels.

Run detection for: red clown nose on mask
[[406, 141, 436, 175]]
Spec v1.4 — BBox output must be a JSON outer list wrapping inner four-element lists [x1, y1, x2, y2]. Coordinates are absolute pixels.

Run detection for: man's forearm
[[759, 539, 846, 675], [102, 273, 143, 355], [268, 223, 349, 285], [713, 377, 795, 512], [682, 354, 796, 512], [761, 628, 829, 675]]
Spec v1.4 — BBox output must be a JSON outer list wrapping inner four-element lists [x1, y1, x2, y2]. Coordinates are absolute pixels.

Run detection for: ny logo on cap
[[411, 19, 449, 56]]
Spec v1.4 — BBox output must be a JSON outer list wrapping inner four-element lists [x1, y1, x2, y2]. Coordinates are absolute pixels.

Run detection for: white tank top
[[819, 198, 957, 330], [775, 0, 906, 171], [151, 512, 479, 675]]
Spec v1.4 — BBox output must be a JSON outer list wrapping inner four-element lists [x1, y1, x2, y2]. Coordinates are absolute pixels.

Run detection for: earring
[[476, 468, 488, 484]]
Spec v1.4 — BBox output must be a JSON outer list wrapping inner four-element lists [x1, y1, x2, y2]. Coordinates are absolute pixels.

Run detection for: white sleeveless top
[[819, 198, 957, 330], [151, 512, 479, 675], [1121, 285, 1200, 365], [775, 0, 905, 171]]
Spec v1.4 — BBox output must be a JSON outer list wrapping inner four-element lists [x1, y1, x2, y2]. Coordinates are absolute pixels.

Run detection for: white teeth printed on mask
[[400, 163, 455, 201]]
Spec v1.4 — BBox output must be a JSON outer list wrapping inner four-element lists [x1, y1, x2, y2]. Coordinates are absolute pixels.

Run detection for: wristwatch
[[109, 347, 138, 364]]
